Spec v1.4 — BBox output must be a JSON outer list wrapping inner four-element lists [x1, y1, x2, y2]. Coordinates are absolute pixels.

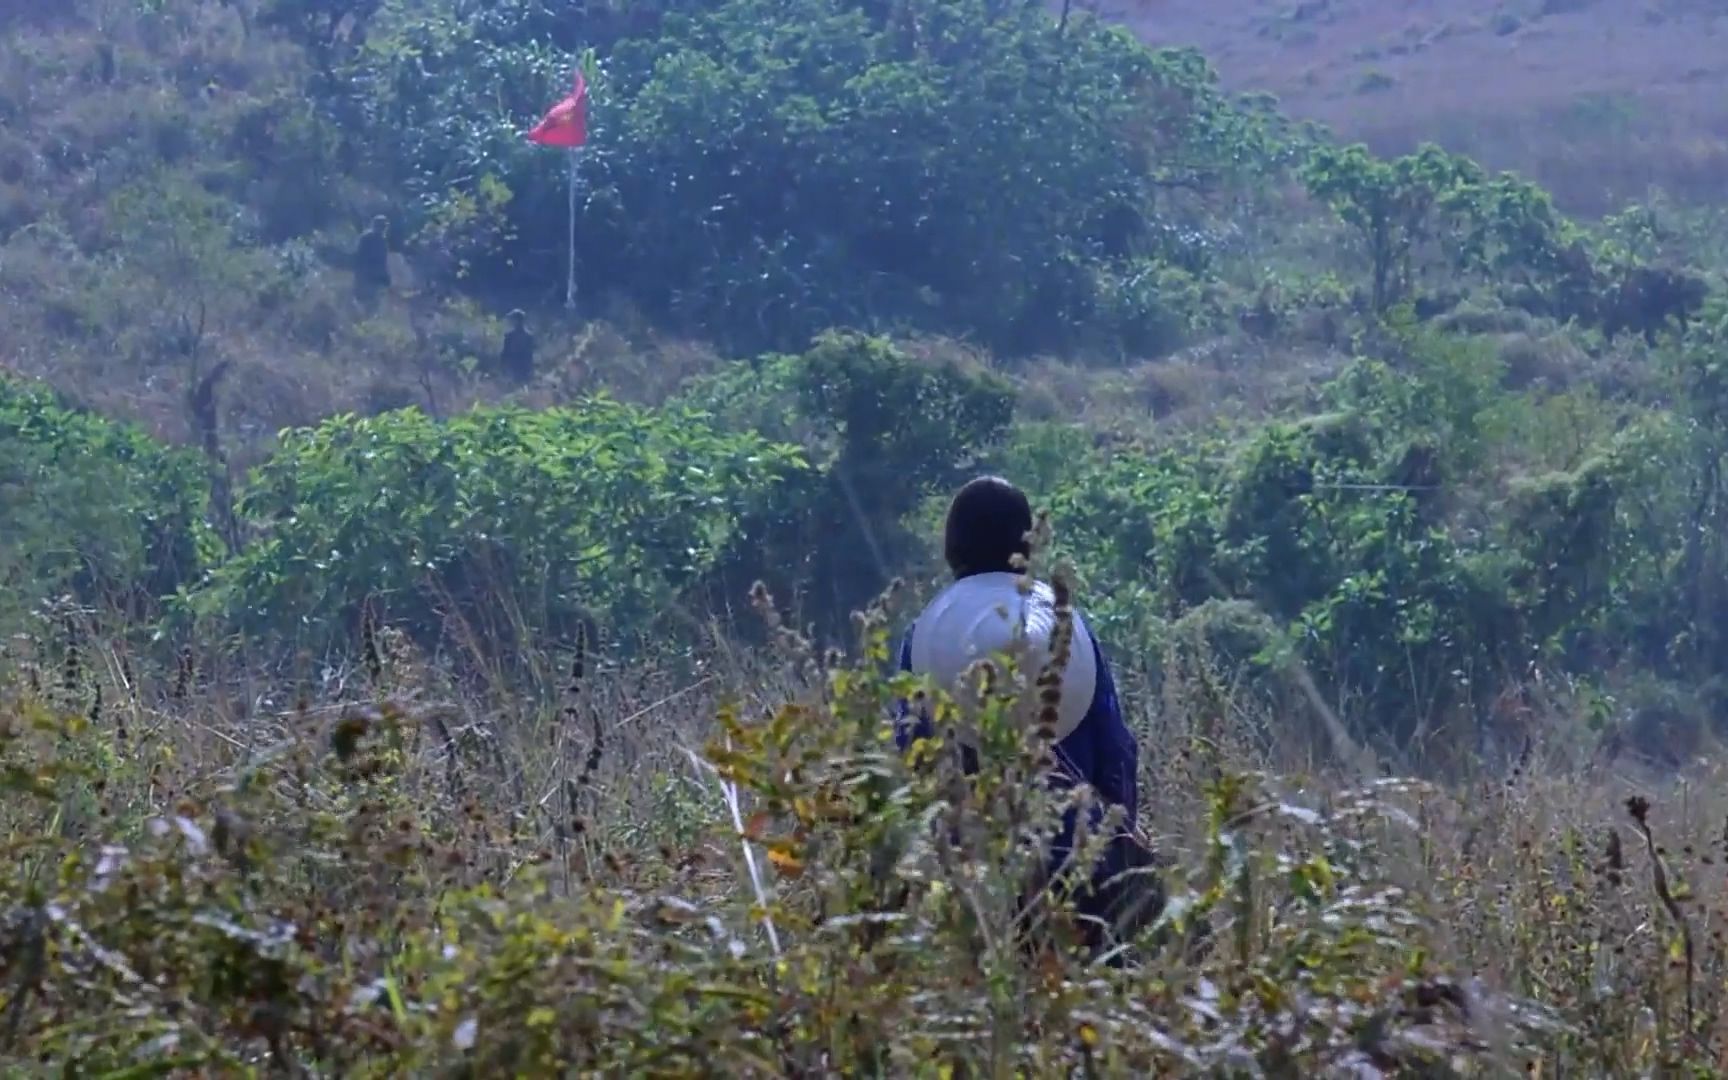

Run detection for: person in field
[[499, 308, 537, 383], [354, 214, 392, 308], [895, 475, 1160, 958]]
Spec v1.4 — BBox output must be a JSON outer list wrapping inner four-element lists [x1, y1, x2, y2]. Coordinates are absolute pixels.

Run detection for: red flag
[[528, 69, 588, 148]]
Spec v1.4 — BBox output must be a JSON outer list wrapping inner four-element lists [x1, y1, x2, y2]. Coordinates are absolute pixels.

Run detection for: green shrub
[[188, 396, 806, 659], [1099, 262, 1215, 358], [0, 374, 214, 630], [688, 332, 1017, 638], [1038, 331, 1555, 751]]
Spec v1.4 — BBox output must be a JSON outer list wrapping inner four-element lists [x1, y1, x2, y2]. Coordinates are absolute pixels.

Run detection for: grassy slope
[[0, 1, 730, 457], [1114, 0, 1728, 212]]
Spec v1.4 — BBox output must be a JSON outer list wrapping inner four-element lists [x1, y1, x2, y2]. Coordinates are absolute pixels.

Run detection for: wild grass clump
[[6, 591, 1671, 1075]]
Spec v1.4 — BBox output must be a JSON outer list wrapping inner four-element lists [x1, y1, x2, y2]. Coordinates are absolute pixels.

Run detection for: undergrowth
[[4, 584, 1726, 1075]]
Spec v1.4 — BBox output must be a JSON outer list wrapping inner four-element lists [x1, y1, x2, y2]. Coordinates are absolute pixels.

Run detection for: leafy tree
[[1447, 172, 1573, 288], [348, 0, 1282, 353], [684, 332, 1015, 636], [1596, 260, 1711, 345], [1301, 143, 1481, 313], [1643, 301, 1728, 675], [1302, 143, 1711, 342]]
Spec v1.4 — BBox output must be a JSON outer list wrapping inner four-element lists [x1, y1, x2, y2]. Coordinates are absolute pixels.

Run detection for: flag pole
[[565, 147, 578, 311], [529, 57, 588, 310]]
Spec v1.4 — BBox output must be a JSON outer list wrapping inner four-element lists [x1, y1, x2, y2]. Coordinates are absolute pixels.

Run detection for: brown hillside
[[1115, 0, 1728, 212]]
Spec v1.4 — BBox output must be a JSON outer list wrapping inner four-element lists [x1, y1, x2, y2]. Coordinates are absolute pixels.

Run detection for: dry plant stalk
[[1626, 794, 1695, 1043]]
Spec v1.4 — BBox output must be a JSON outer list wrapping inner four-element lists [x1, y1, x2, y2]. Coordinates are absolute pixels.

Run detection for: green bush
[[685, 332, 1017, 637], [0, 374, 214, 630], [188, 396, 806, 659], [1039, 331, 1565, 751]]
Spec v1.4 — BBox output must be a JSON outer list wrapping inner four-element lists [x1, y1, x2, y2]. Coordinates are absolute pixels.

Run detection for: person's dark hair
[[944, 475, 1033, 579]]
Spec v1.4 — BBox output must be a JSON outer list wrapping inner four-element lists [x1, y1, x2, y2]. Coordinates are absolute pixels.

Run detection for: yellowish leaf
[[767, 845, 805, 879]]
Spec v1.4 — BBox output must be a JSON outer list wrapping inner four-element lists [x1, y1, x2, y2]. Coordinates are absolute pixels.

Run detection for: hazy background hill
[[1120, 0, 1728, 211]]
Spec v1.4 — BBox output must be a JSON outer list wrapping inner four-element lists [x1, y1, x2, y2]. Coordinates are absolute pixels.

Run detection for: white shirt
[[904, 571, 1098, 742]]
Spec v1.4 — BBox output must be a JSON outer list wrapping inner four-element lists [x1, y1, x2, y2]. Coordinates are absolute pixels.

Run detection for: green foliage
[[0, 375, 214, 631], [1043, 434, 1224, 631], [71, 174, 275, 373], [687, 332, 1016, 636], [1619, 301, 1728, 677], [791, 332, 1016, 486], [1301, 142, 1483, 313], [983, 420, 1101, 503], [1019, 307, 1728, 760], [190, 397, 805, 657], [1447, 170, 1576, 287], [352, 0, 1283, 353], [1043, 330, 1576, 751], [1301, 141, 1715, 344], [14, 3, 1728, 1060]]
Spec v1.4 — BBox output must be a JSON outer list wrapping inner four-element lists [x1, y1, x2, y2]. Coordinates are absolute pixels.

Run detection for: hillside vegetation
[[4, 0, 1728, 1073], [1123, 0, 1728, 212]]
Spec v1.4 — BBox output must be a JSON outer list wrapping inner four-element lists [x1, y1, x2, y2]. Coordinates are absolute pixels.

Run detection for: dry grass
[[1018, 336, 1347, 436], [0, 226, 725, 466], [6, 590, 1728, 1070], [1119, 0, 1728, 213]]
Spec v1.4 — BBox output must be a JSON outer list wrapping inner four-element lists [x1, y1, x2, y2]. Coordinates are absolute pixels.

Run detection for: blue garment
[[895, 615, 1139, 882]]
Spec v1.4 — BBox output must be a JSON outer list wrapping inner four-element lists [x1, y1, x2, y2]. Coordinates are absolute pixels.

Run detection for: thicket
[[347, 0, 1292, 354], [0, 331, 1012, 663], [189, 397, 806, 662], [15, 306, 1728, 765], [1043, 321, 1617, 762], [680, 331, 1016, 639]]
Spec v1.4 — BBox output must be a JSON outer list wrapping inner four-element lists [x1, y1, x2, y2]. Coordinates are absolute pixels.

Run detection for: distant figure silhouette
[[354, 215, 391, 308], [500, 309, 536, 383]]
